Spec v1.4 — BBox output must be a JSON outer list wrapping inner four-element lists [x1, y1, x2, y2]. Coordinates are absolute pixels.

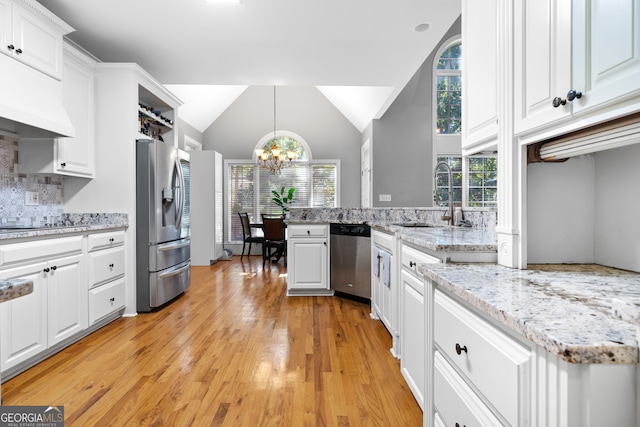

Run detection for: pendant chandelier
[[254, 86, 295, 174]]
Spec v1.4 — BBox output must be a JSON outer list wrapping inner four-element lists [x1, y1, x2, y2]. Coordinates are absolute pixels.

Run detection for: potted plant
[[272, 186, 295, 214]]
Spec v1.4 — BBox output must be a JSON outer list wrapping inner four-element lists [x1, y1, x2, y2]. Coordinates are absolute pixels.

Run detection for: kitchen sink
[[392, 223, 439, 228]]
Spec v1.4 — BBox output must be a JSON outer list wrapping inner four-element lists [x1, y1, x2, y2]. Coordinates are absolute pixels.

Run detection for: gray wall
[[177, 119, 204, 149], [202, 86, 362, 207], [370, 16, 461, 207]]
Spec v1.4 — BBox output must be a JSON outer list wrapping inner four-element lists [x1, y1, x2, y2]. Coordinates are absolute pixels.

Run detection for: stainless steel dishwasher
[[330, 223, 371, 300]]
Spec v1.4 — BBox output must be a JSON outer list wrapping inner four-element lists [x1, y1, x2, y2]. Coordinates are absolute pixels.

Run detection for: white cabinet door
[[572, 0, 640, 114], [288, 239, 328, 290], [47, 253, 87, 346], [400, 269, 425, 410], [462, 0, 499, 154], [514, 0, 573, 135], [0, 261, 48, 371], [55, 47, 95, 177], [0, 0, 11, 59], [11, 2, 63, 79]]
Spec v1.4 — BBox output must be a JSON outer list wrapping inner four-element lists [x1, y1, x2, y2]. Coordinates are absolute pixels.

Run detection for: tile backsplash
[[0, 134, 64, 225]]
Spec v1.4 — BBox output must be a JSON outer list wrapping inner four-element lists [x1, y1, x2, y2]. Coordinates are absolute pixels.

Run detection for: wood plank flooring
[[3, 256, 422, 426]]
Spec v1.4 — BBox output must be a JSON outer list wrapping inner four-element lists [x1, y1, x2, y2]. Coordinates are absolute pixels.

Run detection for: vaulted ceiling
[[39, 0, 460, 132]]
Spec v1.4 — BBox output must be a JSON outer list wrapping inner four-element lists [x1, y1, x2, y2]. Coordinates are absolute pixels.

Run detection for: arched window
[[435, 42, 462, 135], [433, 37, 497, 208], [226, 131, 339, 243], [254, 130, 311, 162]]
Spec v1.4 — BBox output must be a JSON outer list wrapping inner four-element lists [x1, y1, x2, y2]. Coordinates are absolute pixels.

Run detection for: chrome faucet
[[433, 161, 454, 226]]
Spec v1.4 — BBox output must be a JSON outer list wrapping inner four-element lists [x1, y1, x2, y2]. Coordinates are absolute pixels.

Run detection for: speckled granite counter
[[0, 278, 33, 303], [418, 263, 640, 364], [0, 213, 128, 241], [287, 207, 498, 255]]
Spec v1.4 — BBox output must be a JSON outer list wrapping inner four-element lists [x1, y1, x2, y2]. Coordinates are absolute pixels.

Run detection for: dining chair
[[261, 214, 286, 267], [238, 212, 264, 259]]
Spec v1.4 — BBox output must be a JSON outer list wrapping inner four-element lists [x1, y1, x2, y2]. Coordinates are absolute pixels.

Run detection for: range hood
[[0, 55, 75, 138]]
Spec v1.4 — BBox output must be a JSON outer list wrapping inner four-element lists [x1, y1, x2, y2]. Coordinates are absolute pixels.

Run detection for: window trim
[[432, 35, 463, 160], [253, 130, 313, 161], [223, 158, 341, 244]]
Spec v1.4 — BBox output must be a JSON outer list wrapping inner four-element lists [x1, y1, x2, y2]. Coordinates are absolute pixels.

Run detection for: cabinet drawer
[[434, 351, 502, 426], [89, 277, 125, 324], [0, 235, 83, 268], [434, 290, 530, 426], [372, 230, 394, 251], [401, 243, 441, 272], [88, 246, 125, 288], [87, 230, 125, 252], [288, 224, 327, 238]]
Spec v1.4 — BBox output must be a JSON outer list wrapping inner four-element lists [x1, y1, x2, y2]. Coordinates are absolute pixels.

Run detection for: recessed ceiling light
[[414, 23, 430, 32], [205, 0, 241, 3]]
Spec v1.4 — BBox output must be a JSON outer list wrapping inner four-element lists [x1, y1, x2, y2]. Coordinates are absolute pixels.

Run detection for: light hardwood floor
[[3, 256, 422, 426]]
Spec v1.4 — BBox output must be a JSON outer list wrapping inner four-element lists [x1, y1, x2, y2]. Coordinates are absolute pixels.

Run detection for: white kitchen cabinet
[[399, 243, 441, 411], [0, 235, 86, 372], [572, 0, 640, 115], [514, 0, 573, 135], [18, 42, 96, 177], [287, 224, 330, 296], [433, 290, 531, 426], [0, 0, 72, 80], [461, 0, 499, 155], [87, 230, 125, 324], [371, 229, 398, 355], [54, 43, 95, 177]]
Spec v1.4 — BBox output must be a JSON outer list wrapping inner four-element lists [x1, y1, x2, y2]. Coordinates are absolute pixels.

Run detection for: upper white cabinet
[[514, 0, 573, 134], [514, 0, 640, 139], [54, 43, 95, 177], [572, 0, 640, 114], [0, 0, 73, 80], [461, 0, 499, 154]]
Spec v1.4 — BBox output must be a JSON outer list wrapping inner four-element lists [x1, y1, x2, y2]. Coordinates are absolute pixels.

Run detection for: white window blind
[[227, 162, 337, 242]]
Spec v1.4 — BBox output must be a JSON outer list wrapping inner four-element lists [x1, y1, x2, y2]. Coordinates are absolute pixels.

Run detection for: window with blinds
[[227, 162, 338, 243]]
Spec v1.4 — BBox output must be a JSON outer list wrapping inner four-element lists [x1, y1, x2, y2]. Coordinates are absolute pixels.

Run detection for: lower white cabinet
[[0, 229, 126, 377], [400, 243, 441, 410], [89, 277, 125, 325], [87, 230, 125, 324], [287, 224, 330, 295], [371, 229, 398, 354], [0, 236, 86, 372], [433, 290, 531, 426]]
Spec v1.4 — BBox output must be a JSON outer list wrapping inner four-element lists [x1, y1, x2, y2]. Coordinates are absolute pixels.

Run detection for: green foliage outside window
[[436, 43, 462, 135]]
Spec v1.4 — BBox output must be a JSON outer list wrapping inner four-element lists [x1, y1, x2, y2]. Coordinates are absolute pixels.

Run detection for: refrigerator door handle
[[158, 240, 190, 251], [174, 158, 185, 229], [158, 261, 190, 279]]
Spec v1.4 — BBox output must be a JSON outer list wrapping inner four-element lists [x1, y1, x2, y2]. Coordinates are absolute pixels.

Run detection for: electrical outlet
[[25, 191, 39, 206], [379, 194, 391, 202]]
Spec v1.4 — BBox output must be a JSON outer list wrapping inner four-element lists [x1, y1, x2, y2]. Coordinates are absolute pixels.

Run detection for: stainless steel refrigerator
[[136, 139, 191, 312]]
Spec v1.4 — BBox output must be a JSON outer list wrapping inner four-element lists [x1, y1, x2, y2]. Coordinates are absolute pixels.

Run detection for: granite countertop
[[0, 213, 128, 241], [0, 278, 33, 303], [374, 222, 497, 253], [418, 263, 640, 364]]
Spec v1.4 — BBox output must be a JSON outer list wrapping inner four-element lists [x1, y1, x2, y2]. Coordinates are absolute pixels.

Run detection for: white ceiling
[[39, 0, 460, 133]]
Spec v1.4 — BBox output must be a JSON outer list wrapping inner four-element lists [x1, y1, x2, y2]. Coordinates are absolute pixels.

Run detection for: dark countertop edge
[[0, 279, 34, 303]]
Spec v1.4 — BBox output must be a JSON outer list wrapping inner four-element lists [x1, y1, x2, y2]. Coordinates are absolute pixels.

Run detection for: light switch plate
[[25, 191, 39, 206], [379, 194, 391, 202]]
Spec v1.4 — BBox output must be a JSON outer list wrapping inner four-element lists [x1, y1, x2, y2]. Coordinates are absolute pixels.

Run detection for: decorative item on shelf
[[254, 86, 296, 174]]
